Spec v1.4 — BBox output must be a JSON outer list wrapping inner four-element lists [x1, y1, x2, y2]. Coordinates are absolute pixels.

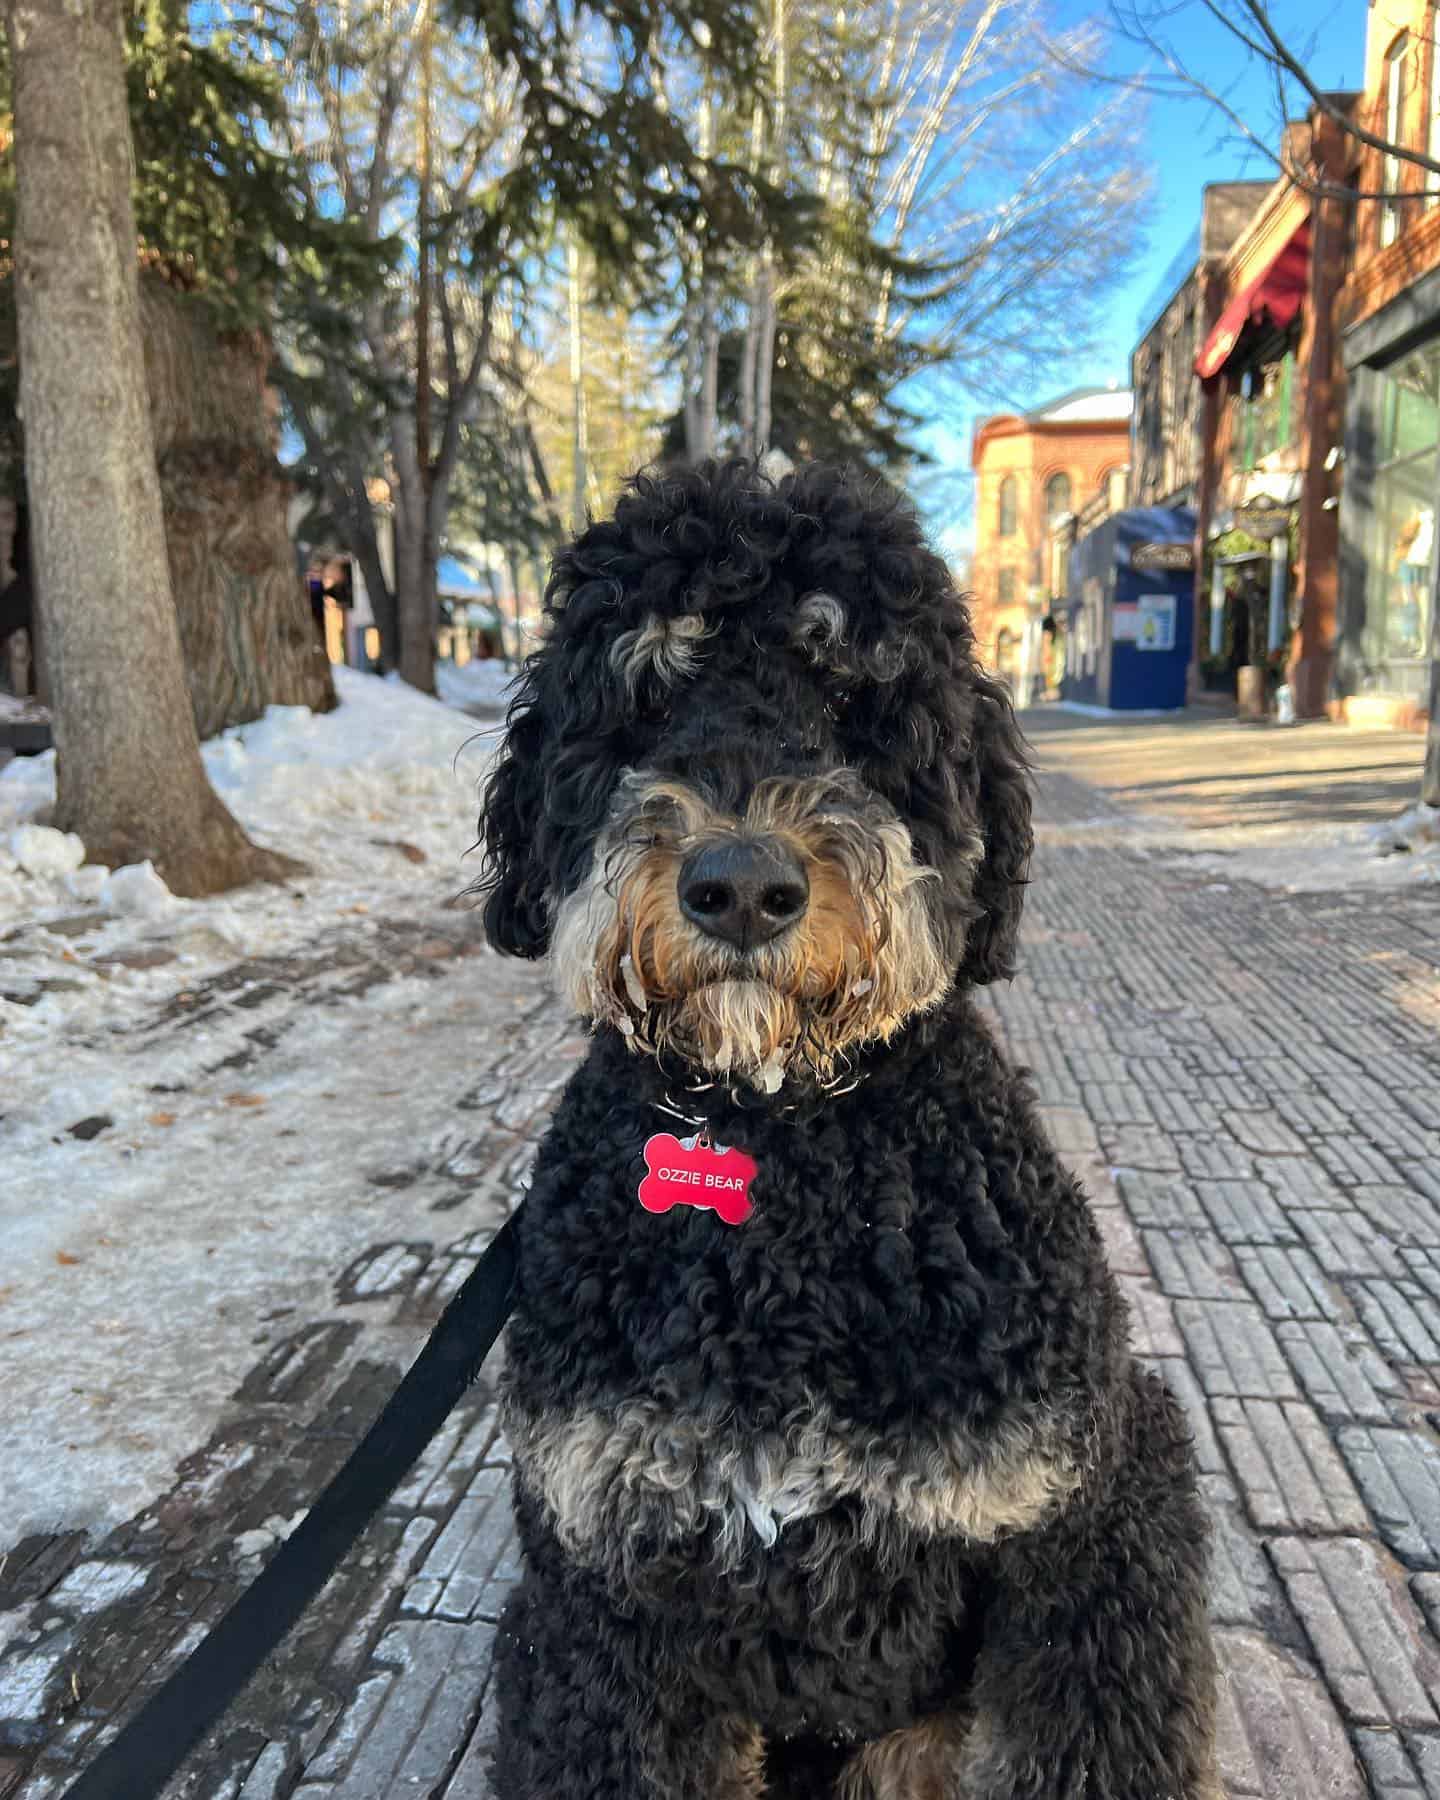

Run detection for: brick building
[[970, 388, 1132, 681], [1189, 112, 1357, 717], [1131, 182, 1271, 509], [1335, 0, 1440, 733], [1154, 1, 1440, 738]]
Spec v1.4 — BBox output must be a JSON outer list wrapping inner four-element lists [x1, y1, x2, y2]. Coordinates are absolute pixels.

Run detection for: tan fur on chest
[[506, 1397, 1078, 1567]]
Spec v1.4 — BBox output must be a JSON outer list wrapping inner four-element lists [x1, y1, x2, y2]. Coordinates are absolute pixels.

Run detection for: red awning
[[1195, 220, 1311, 382]]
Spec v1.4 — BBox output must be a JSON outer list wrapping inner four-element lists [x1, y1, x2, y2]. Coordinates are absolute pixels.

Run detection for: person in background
[[1227, 579, 1254, 676], [0, 503, 35, 693]]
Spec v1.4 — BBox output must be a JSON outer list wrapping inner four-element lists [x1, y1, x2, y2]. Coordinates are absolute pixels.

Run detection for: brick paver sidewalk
[[4, 744, 1440, 1798]]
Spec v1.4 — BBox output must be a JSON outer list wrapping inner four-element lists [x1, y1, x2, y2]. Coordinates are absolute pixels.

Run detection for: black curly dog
[[476, 461, 1218, 1799]]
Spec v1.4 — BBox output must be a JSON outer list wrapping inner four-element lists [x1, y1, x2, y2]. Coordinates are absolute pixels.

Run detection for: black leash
[[62, 1210, 522, 1800]]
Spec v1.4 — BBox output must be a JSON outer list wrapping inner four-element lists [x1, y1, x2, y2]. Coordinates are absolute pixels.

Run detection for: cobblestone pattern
[[6, 768, 1440, 1796], [993, 769, 1440, 1797]]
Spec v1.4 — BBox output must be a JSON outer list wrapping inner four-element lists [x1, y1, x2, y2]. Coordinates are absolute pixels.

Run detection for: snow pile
[[1163, 817, 1440, 892], [0, 667, 496, 1041], [1371, 801, 1440, 857], [100, 860, 178, 919], [0, 691, 49, 723], [8, 822, 85, 877], [435, 656, 520, 713], [1095, 801, 1439, 893]]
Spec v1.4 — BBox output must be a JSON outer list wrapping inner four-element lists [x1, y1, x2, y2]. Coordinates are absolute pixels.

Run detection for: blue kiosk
[[1061, 507, 1195, 710]]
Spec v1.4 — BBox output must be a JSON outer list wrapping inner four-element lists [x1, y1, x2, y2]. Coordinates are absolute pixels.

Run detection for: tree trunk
[[737, 100, 766, 459], [700, 278, 720, 458], [393, 503, 435, 694], [681, 93, 719, 464], [391, 419, 435, 693], [415, 2, 435, 520], [682, 291, 705, 462], [754, 260, 777, 456], [4, 0, 299, 895], [142, 281, 336, 738], [738, 287, 760, 458], [567, 231, 588, 533], [753, 0, 787, 457], [337, 468, 399, 670]]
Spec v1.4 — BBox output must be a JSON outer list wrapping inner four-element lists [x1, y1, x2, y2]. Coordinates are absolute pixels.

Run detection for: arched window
[[995, 627, 1017, 674], [1043, 472, 1072, 520], [998, 569, 1016, 607], [1099, 466, 1127, 511], [998, 476, 1018, 538]]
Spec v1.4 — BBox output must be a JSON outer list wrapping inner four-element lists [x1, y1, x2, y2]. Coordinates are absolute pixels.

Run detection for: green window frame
[[1233, 350, 1295, 472]]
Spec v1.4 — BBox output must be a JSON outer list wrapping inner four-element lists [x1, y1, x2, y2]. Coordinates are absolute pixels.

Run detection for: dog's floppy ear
[[958, 668, 1033, 985], [477, 557, 631, 958], [477, 670, 553, 958]]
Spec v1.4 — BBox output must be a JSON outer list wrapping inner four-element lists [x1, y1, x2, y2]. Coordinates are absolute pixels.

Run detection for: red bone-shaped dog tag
[[639, 1132, 758, 1226]]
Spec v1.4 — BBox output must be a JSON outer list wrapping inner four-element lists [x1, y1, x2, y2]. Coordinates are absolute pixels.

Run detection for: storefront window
[[1366, 340, 1440, 678]]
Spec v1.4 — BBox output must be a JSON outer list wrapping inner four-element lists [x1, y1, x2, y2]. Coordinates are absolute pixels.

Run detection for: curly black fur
[[477, 461, 1217, 1799], [481, 459, 1029, 989]]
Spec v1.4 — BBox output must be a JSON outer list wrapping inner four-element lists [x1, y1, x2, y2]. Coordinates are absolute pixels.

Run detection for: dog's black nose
[[678, 839, 809, 949]]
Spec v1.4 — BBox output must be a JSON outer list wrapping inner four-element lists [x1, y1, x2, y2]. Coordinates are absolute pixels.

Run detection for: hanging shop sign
[[1130, 541, 1195, 571], [1231, 501, 1294, 540]]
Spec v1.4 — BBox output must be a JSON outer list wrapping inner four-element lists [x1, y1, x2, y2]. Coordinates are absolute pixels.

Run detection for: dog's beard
[[549, 775, 963, 1091]]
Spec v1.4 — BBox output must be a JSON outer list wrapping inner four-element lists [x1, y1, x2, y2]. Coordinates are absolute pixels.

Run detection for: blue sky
[[916, 0, 1368, 551]]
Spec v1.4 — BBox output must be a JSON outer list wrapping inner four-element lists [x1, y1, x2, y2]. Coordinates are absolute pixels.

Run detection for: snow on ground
[[0, 691, 48, 722], [0, 669, 532, 1538], [0, 949, 542, 1539], [434, 656, 519, 713], [0, 667, 499, 1046], [1045, 805, 1440, 892], [1046, 700, 1177, 721], [1371, 800, 1440, 855], [1174, 824, 1440, 892]]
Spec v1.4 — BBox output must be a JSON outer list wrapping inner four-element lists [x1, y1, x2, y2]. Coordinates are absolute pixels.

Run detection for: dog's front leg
[[491, 1566, 764, 1800], [948, 1367, 1220, 1800]]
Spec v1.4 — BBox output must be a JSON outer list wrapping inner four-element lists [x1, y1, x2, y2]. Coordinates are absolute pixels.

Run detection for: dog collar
[[652, 1091, 717, 1130], [650, 1067, 866, 1128]]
